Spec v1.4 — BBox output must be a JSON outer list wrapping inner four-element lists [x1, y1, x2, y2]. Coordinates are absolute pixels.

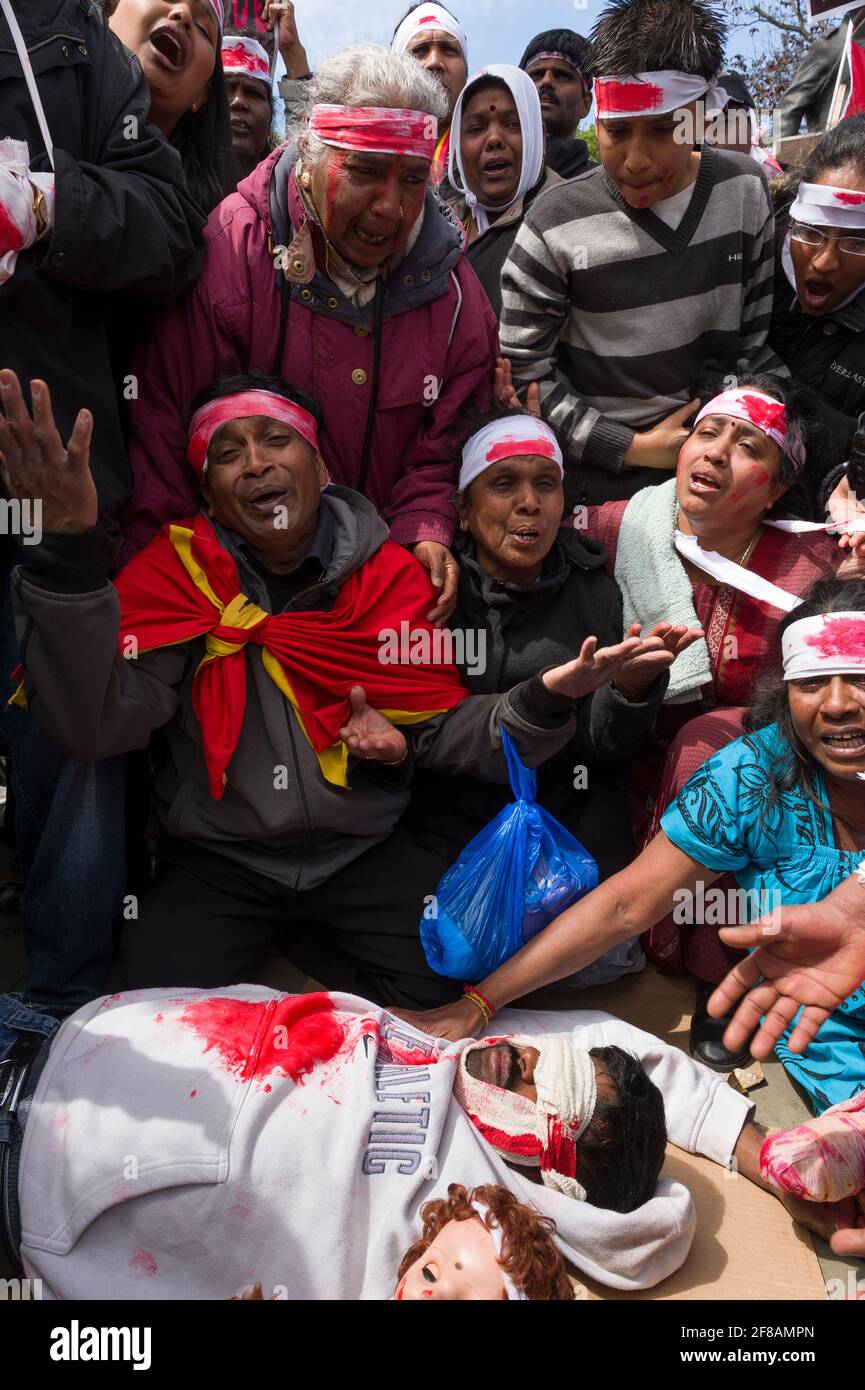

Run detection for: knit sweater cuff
[[581, 416, 636, 474]]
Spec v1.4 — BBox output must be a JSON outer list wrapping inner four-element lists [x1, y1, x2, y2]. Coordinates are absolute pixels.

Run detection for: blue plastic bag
[[420, 730, 600, 981]]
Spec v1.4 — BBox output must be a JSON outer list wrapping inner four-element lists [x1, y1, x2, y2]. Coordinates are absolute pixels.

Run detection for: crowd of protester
[[1, 0, 865, 1295]]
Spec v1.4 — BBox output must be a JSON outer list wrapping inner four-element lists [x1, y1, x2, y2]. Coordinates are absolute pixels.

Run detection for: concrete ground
[[0, 853, 861, 1298]]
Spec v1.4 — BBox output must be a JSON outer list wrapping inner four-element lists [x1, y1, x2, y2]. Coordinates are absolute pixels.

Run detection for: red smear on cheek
[[129, 1248, 158, 1277], [326, 153, 347, 210], [177, 994, 345, 1088], [395, 1275, 407, 1300], [805, 616, 865, 661]]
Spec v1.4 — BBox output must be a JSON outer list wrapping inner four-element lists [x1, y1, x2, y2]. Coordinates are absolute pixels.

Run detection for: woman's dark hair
[[190, 372, 325, 427], [170, 53, 236, 214], [690, 370, 815, 511], [589, 0, 726, 81], [578, 1046, 667, 1214], [520, 28, 592, 76], [745, 577, 865, 819], [459, 74, 511, 114], [98, 0, 235, 213], [800, 113, 865, 188]]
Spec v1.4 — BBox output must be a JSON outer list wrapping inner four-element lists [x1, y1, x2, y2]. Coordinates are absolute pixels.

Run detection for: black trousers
[[115, 829, 459, 1010]]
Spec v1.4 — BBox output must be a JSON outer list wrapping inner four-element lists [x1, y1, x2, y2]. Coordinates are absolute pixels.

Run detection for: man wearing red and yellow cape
[[2, 371, 585, 1008]]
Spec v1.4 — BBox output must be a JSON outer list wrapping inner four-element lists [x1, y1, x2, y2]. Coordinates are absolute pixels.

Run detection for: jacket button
[[78, 44, 88, 56], [52, 251, 65, 266], [291, 258, 305, 273], [354, 325, 368, 337], [352, 368, 368, 386], [61, 44, 69, 57], [403, 274, 414, 287], [822, 322, 838, 336], [421, 270, 432, 282], [327, 296, 339, 309], [300, 288, 312, 301]]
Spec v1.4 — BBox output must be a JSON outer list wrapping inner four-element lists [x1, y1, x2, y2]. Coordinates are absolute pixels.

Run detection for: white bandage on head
[[594, 69, 729, 120], [782, 612, 865, 682], [221, 36, 272, 88], [694, 388, 806, 473], [449, 65, 545, 236], [459, 416, 564, 492], [470, 1201, 529, 1301], [391, 5, 467, 63], [790, 182, 865, 230]]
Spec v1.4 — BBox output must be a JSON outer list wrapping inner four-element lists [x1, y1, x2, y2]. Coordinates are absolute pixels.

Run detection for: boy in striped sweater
[[500, 0, 784, 505]]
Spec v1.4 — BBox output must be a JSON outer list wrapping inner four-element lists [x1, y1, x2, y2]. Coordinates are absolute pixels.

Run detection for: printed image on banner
[[808, 1, 865, 25]]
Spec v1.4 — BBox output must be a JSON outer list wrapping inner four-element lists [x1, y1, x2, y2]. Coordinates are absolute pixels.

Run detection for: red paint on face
[[326, 149, 347, 209], [804, 616, 865, 661], [739, 394, 786, 436], [832, 190, 865, 206], [130, 1248, 158, 1277], [177, 993, 346, 1089], [599, 80, 664, 114]]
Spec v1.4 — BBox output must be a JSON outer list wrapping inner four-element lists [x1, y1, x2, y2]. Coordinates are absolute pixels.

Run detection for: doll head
[[394, 1183, 575, 1300]]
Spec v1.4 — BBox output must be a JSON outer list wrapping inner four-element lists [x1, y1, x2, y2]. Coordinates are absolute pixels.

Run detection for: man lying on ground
[[0, 988, 834, 1300]]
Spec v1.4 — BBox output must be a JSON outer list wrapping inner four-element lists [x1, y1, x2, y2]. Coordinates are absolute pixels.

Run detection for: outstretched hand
[[612, 621, 705, 701], [0, 370, 96, 533], [339, 686, 408, 766], [707, 895, 865, 1059], [542, 631, 666, 702]]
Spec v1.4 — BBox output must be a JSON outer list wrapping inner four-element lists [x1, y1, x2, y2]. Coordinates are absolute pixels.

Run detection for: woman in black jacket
[[770, 116, 865, 514], [402, 408, 702, 986]]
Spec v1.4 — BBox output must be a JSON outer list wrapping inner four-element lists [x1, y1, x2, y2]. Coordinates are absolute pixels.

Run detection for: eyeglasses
[[790, 221, 865, 257]]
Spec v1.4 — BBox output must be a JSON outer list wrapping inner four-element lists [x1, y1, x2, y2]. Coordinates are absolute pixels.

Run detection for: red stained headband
[[187, 391, 321, 478], [309, 104, 438, 161]]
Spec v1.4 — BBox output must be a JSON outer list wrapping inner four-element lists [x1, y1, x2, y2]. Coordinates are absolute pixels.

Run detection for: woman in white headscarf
[[447, 64, 560, 319]]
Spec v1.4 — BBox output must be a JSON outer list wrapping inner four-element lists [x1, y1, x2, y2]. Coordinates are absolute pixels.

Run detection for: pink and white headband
[[460, 417, 564, 491], [790, 181, 865, 230], [470, 1202, 528, 1302], [783, 613, 865, 682], [221, 36, 271, 87], [526, 51, 582, 75], [594, 70, 728, 120], [391, 4, 468, 63], [309, 105, 438, 161], [187, 390, 321, 478], [694, 389, 806, 473]]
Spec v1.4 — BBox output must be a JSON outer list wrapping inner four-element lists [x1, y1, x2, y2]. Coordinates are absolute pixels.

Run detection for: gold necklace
[[736, 528, 762, 568]]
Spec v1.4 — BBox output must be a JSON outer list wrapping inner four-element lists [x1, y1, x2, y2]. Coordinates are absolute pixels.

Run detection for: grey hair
[[288, 43, 449, 167]]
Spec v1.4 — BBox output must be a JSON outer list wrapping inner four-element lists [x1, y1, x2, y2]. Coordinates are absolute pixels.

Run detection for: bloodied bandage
[[221, 36, 271, 87], [693, 389, 805, 472], [309, 105, 438, 161], [790, 181, 865, 230], [459, 416, 563, 491], [453, 1036, 597, 1201], [782, 612, 865, 683], [391, 4, 468, 64], [594, 70, 728, 119], [186, 391, 321, 478]]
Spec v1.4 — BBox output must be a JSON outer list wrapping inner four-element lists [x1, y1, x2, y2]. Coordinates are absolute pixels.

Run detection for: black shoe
[[689, 981, 752, 1072]]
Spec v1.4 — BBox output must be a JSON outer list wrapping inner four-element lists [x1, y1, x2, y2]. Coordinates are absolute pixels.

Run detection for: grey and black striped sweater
[[500, 147, 785, 503]]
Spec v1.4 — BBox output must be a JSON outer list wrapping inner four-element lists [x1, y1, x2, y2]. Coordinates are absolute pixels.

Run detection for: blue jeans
[[0, 543, 125, 1008]]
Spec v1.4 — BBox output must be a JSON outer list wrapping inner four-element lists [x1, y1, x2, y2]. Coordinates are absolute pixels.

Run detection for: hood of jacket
[[232, 145, 467, 324]]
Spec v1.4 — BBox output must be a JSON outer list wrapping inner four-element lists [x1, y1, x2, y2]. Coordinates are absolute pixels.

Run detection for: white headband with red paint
[[187, 390, 321, 478], [783, 613, 865, 682], [594, 70, 728, 119], [460, 416, 564, 491], [790, 181, 865, 230], [221, 36, 271, 87], [391, 4, 468, 63], [694, 389, 805, 472], [309, 105, 438, 161]]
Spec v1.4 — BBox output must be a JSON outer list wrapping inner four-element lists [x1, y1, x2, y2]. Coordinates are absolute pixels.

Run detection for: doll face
[[108, 0, 218, 135], [597, 103, 698, 210], [395, 1218, 508, 1300], [676, 414, 786, 534]]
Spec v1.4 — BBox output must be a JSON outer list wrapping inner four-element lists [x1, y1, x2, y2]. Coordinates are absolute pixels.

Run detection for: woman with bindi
[[446, 66, 561, 320]]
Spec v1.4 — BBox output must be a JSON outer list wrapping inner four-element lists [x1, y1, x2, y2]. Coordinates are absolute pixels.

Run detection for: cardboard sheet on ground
[[545, 967, 827, 1301]]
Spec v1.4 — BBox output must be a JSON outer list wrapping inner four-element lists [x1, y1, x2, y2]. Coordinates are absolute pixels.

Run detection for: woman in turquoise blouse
[[396, 578, 865, 1113]]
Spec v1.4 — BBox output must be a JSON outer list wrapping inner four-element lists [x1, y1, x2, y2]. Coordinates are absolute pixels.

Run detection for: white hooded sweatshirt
[[18, 989, 752, 1299]]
